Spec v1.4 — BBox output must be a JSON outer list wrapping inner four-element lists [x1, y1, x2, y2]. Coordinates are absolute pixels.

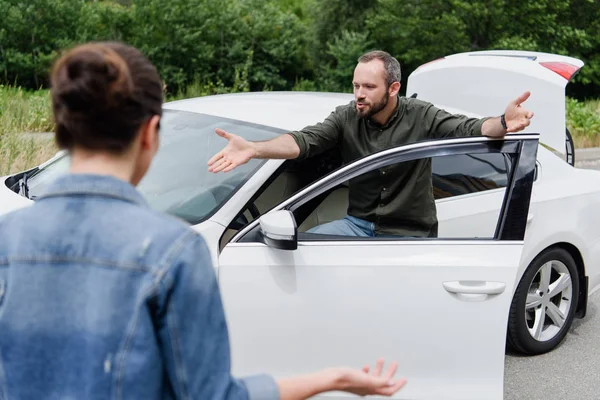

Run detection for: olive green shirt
[[288, 95, 489, 237]]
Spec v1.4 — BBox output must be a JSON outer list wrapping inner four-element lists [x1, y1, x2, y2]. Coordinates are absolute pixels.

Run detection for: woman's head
[[50, 41, 163, 184]]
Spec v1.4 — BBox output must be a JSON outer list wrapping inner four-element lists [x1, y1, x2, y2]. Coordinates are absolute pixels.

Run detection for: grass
[[566, 98, 600, 148], [1, 84, 599, 176], [0, 85, 54, 135], [0, 85, 57, 176], [0, 131, 57, 176]]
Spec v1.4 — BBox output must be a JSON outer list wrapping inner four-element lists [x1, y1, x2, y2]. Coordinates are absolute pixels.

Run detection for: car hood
[[0, 176, 33, 217]]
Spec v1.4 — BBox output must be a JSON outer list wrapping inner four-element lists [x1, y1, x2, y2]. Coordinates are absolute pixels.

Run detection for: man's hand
[[504, 91, 534, 133], [207, 128, 256, 173]]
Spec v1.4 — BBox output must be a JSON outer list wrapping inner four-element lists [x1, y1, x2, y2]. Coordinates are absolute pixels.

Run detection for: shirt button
[[381, 170, 386, 175], [382, 187, 387, 191], [380, 203, 384, 207]]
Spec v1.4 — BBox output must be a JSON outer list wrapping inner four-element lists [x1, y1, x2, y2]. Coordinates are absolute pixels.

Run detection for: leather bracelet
[[500, 114, 508, 130]]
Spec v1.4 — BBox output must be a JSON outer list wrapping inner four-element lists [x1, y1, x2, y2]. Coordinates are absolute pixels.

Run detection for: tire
[[507, 248, 579, 355], [566, 128, 575, 166]]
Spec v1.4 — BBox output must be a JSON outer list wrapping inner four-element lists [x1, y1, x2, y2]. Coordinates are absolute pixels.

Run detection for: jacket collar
[[38, 173, 148, 207]]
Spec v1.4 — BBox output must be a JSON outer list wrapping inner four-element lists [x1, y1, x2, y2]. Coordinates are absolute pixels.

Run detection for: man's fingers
[[222, 162, 237, 173], [208, 151, 224, 166], [215, 128, 231, 140], [212, 160, 231, 173], [208, 157, 226, 171], [513, 91, 531, 106], [210, 157, 228, 171]]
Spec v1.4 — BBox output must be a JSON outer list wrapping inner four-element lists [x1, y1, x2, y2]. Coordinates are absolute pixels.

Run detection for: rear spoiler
[[406, 50, 584, 154]]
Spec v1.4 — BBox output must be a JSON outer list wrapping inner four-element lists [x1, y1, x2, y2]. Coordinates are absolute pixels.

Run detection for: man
[[207, 50, 534, 237]]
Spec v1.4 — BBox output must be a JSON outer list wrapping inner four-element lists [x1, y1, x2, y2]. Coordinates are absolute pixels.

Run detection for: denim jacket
[[0, 174, 278, 400]]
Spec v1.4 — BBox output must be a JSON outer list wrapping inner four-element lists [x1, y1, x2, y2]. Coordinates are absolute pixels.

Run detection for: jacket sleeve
[[156, 231, 279, 400]]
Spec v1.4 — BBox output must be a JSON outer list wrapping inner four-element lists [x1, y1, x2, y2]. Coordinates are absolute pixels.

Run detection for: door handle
[[443, 281, 506, 295]]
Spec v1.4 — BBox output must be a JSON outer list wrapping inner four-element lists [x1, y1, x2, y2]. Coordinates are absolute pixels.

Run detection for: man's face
[[353, 59, 390, 119]]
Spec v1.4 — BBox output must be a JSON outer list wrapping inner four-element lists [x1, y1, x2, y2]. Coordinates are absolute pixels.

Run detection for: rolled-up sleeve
[[422, 102, 491, 139], [288, 106, 345, 160], [157, 231, 280, 400]]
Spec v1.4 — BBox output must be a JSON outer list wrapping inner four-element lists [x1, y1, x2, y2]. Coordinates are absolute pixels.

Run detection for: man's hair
[[358, 50, 401, 87]]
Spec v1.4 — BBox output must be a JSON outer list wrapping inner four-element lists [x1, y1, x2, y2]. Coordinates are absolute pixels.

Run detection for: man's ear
[[389, 81, 401, 97], [139, 115, 161, 150]]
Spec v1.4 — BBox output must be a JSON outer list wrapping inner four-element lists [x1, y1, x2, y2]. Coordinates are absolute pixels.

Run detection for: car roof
[[163, 91, 355, 131]]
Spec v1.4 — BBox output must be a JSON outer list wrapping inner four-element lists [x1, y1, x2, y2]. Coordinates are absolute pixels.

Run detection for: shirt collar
[[37, 173, 148, 207]]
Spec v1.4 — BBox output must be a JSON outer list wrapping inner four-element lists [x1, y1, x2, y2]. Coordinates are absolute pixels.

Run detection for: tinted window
[[432, 153, 509, 199], [25, 110, 284, 224]]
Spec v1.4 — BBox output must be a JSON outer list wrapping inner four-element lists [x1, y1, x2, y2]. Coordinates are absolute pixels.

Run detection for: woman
[[0, 42, 406, 399]]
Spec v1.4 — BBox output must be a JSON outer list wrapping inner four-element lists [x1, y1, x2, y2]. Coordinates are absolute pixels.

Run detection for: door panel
[[219, 241, 522, 399]]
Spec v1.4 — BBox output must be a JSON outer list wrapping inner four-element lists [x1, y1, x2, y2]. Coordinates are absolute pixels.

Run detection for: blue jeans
[[307, 215, 376, 237]]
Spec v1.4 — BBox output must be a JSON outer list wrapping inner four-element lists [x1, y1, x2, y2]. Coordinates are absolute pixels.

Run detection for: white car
[[2, 51, 599, 399]]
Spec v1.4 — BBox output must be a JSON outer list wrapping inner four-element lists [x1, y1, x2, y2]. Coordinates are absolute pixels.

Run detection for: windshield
[[25, 109, 284, 224]]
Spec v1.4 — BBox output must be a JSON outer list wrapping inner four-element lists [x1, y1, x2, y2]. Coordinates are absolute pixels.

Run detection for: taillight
[[540, 62, 580, 81]]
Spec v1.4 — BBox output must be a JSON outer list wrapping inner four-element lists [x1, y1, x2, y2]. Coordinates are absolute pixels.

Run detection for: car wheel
[[566, 128, 575, 166], [507, 248, 579, 355]]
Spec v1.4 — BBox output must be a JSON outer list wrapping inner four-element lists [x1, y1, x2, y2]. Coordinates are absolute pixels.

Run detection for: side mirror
[[259, 210, 297, 250]]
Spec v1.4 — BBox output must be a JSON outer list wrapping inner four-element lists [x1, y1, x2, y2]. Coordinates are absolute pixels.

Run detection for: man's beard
[[356, 93, 389, 119]]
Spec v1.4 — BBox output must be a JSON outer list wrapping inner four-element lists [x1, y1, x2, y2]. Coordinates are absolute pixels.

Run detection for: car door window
[[432, 153, 510, 199], [294, 152, 511, 239]]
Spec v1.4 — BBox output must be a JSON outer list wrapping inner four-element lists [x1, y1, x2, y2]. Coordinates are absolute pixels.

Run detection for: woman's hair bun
[[50, 41, 163, 153], [52, 43, 133, 112]]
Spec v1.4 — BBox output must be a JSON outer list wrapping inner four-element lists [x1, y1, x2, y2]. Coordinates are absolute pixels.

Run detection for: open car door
[[218, 135, 538, 399]]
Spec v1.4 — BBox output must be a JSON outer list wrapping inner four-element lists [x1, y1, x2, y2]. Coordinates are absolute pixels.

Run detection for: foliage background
[[0, 0, 599, 176], [0, 0, 598, 98]]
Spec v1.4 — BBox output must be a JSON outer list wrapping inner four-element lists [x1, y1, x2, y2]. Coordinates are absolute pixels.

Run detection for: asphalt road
[[575, 159, 600, 170], [504, 158, 600, 400]]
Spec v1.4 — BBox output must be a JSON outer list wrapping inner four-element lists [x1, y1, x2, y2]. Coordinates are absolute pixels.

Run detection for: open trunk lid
[[406, 50, 584, 154]]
